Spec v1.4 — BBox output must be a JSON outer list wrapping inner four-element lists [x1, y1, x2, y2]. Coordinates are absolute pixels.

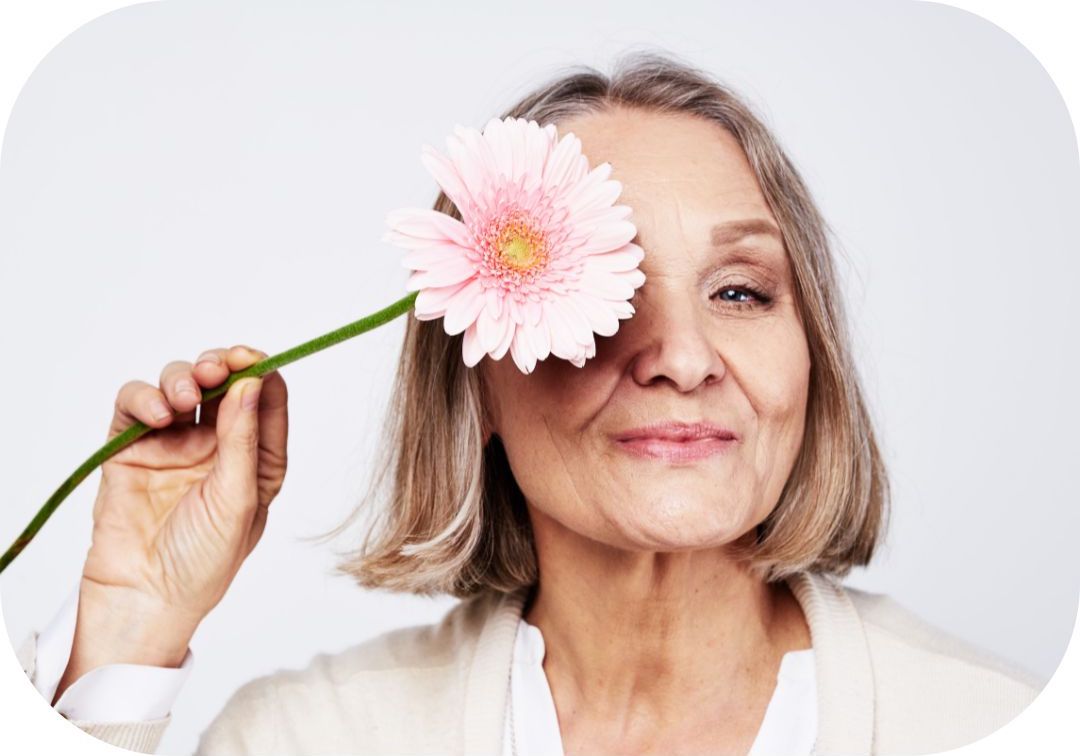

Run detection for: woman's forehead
[[560, 107, 757, 182], [561, 109, 774, 230]]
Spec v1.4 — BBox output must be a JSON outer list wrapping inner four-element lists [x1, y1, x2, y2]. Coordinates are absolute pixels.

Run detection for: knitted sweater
[[15, 570, 1044, 755]]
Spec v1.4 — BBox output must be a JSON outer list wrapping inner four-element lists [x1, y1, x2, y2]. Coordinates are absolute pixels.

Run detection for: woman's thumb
[[209, 377, 263, 502]]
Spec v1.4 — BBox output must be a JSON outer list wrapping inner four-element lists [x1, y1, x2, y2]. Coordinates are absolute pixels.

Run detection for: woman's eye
[[712, 285, 771, 308], [716, 287, 754, 303]]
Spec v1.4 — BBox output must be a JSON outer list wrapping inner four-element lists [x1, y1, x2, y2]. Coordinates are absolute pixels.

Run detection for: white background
[[0, 1, 1077, 754]]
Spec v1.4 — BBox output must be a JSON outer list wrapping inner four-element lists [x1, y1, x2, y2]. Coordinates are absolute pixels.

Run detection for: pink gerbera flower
[[382, 116, 646, 374]]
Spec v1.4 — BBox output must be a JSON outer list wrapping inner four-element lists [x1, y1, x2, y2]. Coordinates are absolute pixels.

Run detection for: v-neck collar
[[462, 570, 875, 756]]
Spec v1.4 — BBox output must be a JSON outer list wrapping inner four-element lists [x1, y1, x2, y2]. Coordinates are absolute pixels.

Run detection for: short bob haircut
[[309, 49, 891, 599]]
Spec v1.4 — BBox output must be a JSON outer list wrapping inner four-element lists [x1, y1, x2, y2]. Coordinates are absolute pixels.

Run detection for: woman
[[16, 52, 1042, 755]]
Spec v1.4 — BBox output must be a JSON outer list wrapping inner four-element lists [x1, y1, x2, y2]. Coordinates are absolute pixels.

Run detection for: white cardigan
[[15, 570, 1043, 755], [27, 581, 818, 754]]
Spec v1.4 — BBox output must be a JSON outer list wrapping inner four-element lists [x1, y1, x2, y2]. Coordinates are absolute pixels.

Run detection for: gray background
[[1, 0, 1077, 753]]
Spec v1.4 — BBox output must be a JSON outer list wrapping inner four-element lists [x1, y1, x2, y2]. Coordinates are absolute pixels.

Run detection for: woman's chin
[[608, 500, 752, 551]]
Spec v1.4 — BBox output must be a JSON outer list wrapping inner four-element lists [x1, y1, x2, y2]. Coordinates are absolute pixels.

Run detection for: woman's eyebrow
[[710, 218, 782, 247], [629, 218, 783, 249], [710, 219, 788, 282]]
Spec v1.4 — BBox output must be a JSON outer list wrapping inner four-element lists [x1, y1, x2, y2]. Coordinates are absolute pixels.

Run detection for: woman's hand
[[54, 345, 289, 703]]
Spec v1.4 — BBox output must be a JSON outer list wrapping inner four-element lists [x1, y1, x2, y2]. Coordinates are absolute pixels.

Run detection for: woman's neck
[[521, 518, 811, 751]]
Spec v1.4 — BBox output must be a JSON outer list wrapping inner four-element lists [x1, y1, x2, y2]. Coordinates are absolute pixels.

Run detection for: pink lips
[[613, 421, 739, 463]]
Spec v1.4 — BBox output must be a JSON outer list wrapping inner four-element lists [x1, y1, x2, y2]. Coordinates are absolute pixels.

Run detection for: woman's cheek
[[746, 318, 810, 415]]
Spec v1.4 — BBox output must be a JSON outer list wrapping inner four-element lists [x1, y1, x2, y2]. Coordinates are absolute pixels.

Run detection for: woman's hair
[[307, 48, 891, 599]]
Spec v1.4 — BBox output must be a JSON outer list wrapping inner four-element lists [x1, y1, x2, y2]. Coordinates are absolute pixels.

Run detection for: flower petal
[[442, 278, 487, 336], [462, 321, 486, 367], [543, 130, 586, 194], [401, 242, 473, 271], [570, 202, 633, 229], [507, 117, 528, 185], [610, 299, 636, 319], [492, 314, 515, 360], [386, 207, 472, 246], [484, 285, 503, 319], [510, 328, 538, 374], [579, 220, 638, 256], [525, 299, 543, 327], [420, 147, 474, 221], [476, 305, 505, 353], [621, 267, 647, 290], [556, 296, 595, 346], [415, 280, 469, 318], [445, 132, 489, 215], [579, 266, 636, 302], [570, 292, 620, 337], [523, 317, 551, 361], [483, 116, 514, 182], [571, 179, 624, 220], [507, 297, 525, 325], [521, 120, 552, 195], [407, 256, 478, 290], [560, 163, 613, 216], [543, 302, 580, 360], [454, 125, 500, 207], [581, 243, 645, 273]]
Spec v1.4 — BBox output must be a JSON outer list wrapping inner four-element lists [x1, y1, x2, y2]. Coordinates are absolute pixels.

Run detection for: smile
[[614, 436, 738, 463]]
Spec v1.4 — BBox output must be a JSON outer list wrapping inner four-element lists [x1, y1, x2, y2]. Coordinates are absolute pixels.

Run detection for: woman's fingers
[[192, 348, 230, 388], [254, 367, 289, 471], [221, 346, 287, 468], [159, 360, 202, 413], [106, 345, 278, 443], [227, 346, 286, 451], [198, 345, 266, 427], [108, 380, 178, 441], [220, 344, 263, 373]]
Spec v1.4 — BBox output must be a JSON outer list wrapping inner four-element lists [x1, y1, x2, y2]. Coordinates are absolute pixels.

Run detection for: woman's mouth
[[614, 436, 737, 463]]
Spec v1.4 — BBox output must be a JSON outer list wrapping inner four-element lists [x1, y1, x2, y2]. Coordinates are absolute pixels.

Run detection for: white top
[[34, 582, 816, 753], [501, 616, 817, 756]]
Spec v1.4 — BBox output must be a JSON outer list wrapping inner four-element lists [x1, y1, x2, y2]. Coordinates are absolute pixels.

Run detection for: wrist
[[72, 578, 201, 668], [52, 581, 200, 706]]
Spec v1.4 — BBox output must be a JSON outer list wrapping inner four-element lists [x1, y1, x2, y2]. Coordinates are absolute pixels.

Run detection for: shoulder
[[195, 591, 501, 755], [844, 585, 1044, 690], [842, 583, 1045, 750]]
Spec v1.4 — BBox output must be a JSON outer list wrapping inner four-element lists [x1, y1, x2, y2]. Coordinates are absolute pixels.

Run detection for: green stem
[[0, 290, 419, 576]]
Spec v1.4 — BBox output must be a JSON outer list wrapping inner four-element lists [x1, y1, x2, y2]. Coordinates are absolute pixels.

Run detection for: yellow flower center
[[493, 215, 548, 274], [480, 209, 551, 285], [500, 236, 537, 268]]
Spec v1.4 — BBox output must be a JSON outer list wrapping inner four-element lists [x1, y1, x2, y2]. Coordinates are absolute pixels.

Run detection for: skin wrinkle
[[538, 412, 594, 533], [479, 105, 813, 754]]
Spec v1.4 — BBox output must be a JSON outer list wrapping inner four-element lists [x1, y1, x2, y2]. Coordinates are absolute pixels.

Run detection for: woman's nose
[[625, 295, 726, 392]]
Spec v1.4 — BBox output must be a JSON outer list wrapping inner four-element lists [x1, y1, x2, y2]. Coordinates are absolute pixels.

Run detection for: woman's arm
[[30, 582, 193, 719], [16, 620, 174, 754], [17, 586, 282, 755]]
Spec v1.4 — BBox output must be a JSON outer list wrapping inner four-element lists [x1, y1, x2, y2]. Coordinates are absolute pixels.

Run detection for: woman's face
[[481, 106, 811, 553]]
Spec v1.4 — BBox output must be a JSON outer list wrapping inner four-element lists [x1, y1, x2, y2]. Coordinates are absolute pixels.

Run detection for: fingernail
[[196, 352, 221, 366], [176, 379, 197, 397], [241, 379, 262, 410], [150, 399, 172, 420]]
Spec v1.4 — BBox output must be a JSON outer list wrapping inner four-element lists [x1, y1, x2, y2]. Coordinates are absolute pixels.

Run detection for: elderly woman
[[17, 52, 1042, 755]]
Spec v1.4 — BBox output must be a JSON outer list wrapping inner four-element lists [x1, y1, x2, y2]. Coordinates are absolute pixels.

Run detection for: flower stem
[[0, 290, 419, 575]]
